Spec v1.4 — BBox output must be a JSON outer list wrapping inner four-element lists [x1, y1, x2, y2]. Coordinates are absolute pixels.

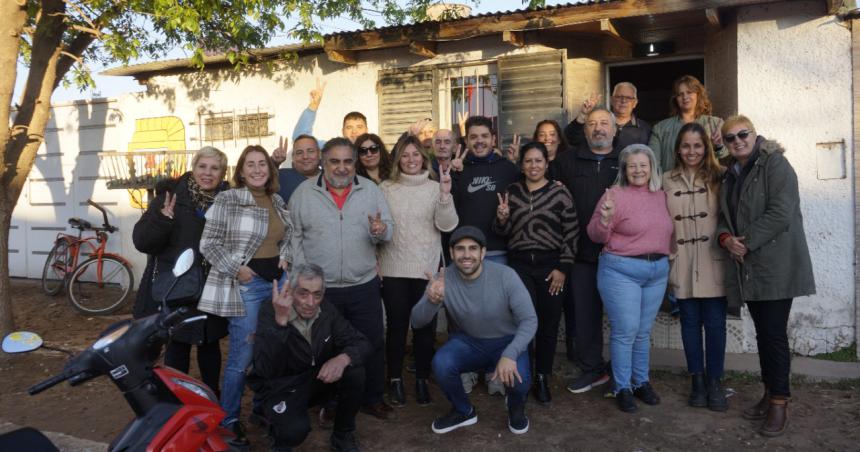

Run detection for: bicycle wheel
[[67, 256, 134, 315], [41, 239, 72, 295]]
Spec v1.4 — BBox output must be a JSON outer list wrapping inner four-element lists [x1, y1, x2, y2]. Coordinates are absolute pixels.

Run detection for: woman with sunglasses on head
[[716, 115, 815, 437], [378, 134, 458, 407], [650, 75, 726, 173], [355, 133, 393, 184], [198, 145, 293, 448], [662, 123, 729, 412], [587, 144, 673, 414], [492, 141, 578, 406]]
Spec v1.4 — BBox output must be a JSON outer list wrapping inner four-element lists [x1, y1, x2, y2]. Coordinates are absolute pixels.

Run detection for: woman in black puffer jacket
[[132, 146, 229, 396]]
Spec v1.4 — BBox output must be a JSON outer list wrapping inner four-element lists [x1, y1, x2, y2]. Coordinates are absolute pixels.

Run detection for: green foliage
[[21, 0, 548, 90], [812, 343, 858, 363]]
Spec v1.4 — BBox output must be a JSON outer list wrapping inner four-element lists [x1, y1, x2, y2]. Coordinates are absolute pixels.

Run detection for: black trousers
[[746, 299, 793, 397], [326, 277, 384, 406], [163, 340, 222, 396], [564, 261, 606, 374], [265, 366, 365, 448], [508, 259, 563, 375], [381, 277, 437, 379]]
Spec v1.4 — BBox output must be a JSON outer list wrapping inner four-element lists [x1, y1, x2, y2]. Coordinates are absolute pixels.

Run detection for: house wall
[[736, 1, 854, 355]]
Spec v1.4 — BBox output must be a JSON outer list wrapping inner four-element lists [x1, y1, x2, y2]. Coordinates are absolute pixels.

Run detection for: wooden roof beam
[[323, 0, 787, 52], [502, 30, 525, 47], [705, 8, 723, 28], [325, 48, 356, 64], [599, 19, 630, 46], [409, 40, 437, 58]]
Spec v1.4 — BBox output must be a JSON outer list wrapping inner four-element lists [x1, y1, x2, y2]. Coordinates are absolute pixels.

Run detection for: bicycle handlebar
[[86, 199, 117, 233]]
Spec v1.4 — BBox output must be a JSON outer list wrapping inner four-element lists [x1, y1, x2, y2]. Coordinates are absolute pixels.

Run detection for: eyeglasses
[[613, 95, 636, 103], [723, 130, 752, 144], [358, 144, 381, 156]]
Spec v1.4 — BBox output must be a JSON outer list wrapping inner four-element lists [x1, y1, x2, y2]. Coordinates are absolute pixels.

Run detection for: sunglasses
[[358, 144, 381, 156], [723, 130, 752, 144]]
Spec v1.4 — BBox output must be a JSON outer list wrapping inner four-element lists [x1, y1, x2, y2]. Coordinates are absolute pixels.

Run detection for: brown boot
[[742, 387, 770, 420], [759, 396, 789, 437]]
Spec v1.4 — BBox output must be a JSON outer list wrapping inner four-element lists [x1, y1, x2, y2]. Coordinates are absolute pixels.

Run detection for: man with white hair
[[565, 82, 651, 152]]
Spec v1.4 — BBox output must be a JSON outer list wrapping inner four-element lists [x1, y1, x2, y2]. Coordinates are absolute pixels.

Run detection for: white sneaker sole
[[508, 419, 529, 435], [567, 374, 610, 394], [431, 414, 478, 434]]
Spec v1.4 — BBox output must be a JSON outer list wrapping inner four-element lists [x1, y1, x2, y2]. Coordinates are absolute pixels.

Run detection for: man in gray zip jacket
[[289, 137, 395, 418]]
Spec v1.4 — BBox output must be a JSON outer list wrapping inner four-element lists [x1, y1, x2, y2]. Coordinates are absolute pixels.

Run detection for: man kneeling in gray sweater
[[411, 226, 537, 435]]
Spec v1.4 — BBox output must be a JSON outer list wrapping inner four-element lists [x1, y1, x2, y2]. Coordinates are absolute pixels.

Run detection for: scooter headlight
[[172, 378, 217, 402]]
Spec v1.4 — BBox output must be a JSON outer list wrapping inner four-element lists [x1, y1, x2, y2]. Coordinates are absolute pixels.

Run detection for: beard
[[325, 172, 352, 188], [586, 134, 612, 150]]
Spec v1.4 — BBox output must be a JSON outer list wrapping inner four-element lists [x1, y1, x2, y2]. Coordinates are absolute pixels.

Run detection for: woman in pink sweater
[[587, 144, 673, 413]]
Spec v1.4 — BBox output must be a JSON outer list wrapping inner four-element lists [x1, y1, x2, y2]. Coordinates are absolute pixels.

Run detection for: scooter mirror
[[173, 248, 195, 278], [2, 331, 43, 353]]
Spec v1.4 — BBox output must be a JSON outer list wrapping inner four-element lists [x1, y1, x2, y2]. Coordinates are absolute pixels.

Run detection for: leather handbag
[[151, 257, 205, 307]]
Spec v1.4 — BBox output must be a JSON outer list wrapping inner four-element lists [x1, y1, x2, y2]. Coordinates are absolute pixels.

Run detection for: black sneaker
[[633, 382, 661, 405], [225, 420, 250, 449], [431, 407, 478, 434], [566, 371, 610, 394], [616, 388, 638, 413], [330, 430, 360, 452], [506, 397, 529, 434]]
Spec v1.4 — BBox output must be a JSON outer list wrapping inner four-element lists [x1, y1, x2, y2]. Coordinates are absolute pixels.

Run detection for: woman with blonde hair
[[587, 144, 673, 413], [650, 75, 726, 172], [379, 134, 457, 406], [717, 115, 814, 436], [663, 122, 728, 411]]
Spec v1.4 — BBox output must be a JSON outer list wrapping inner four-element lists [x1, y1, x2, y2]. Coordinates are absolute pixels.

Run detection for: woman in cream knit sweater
[[379, 134, 458, 407]]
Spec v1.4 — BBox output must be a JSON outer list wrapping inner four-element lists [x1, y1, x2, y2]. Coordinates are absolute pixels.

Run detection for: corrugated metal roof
[[102, 1, 613, 78]]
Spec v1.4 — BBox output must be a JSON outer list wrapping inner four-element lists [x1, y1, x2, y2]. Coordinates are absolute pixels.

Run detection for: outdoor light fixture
[[634, 41, 675, 57]]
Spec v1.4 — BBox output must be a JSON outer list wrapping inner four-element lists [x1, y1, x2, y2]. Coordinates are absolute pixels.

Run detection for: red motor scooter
[[0, 249, 237, 451]]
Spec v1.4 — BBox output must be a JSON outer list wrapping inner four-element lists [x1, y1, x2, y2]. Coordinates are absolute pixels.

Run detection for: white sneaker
[[461, 372, 478, 394], [486, 374, 506, 396]]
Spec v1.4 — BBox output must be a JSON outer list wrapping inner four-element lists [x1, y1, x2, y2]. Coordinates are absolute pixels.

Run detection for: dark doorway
[[609, 58, 704, 125]]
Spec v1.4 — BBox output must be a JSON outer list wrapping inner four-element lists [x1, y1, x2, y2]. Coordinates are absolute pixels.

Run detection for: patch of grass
[[811, 343, 858, 363]]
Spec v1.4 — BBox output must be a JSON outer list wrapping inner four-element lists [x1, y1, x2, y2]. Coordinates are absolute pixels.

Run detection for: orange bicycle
[[41, 199, 134, 315]]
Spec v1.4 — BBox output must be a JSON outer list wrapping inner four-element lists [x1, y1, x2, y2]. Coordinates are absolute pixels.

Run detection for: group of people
[[131, 74, 815, 451]]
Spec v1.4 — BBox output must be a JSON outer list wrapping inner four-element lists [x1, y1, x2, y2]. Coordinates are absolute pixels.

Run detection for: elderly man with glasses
[[565, 82, 652, 152]]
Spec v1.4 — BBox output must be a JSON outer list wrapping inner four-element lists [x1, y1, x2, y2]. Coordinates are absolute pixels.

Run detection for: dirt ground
[[2, 278, 859, 451]]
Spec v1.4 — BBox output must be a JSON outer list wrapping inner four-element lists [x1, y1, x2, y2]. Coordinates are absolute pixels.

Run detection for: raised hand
[[271, 279, 293, 326], [271, 135, 288, 165], [599, 189, 616, 226], [490, 356, 522, 388], [450, 144, 467, 172], [309, 77, 327, 111], [545, 269, 566, 296], [576, 92, 601, 122], [439, 166, 452, 197], [423, 268, 446, 305], [710, 124, 723, 147], [160, 192, 176, 219], [457, 111, 468, 137], [506, 134, 522, 163], [368, 210, 387, 237], [496, 192, 511, 223]]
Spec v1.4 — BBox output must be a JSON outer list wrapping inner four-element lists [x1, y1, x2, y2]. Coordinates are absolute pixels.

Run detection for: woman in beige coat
[[662, 122, 728, 412]]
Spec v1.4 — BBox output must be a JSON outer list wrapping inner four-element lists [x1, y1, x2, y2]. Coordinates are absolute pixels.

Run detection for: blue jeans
[[597, 253, 668, 392], [432, 333, 530, 415], [221, 274, 286, 424], [678, 297, 727, 377]]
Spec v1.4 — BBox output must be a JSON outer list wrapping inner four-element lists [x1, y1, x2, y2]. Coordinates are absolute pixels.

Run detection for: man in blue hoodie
[[450, 116, 520, 266]]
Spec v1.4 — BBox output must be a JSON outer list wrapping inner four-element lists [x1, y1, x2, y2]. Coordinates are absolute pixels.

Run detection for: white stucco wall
[[736, 1, 854, 354]]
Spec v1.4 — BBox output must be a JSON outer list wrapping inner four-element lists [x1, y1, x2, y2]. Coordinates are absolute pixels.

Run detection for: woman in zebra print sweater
[[492, 141, 579, 406]]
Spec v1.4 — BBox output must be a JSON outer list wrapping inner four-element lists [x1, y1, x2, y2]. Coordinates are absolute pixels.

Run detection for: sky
[[18, 1, 571, 103]]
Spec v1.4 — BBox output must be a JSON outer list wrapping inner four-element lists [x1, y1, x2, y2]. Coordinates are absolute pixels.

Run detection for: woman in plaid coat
[[199, 145, 293, 448]]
